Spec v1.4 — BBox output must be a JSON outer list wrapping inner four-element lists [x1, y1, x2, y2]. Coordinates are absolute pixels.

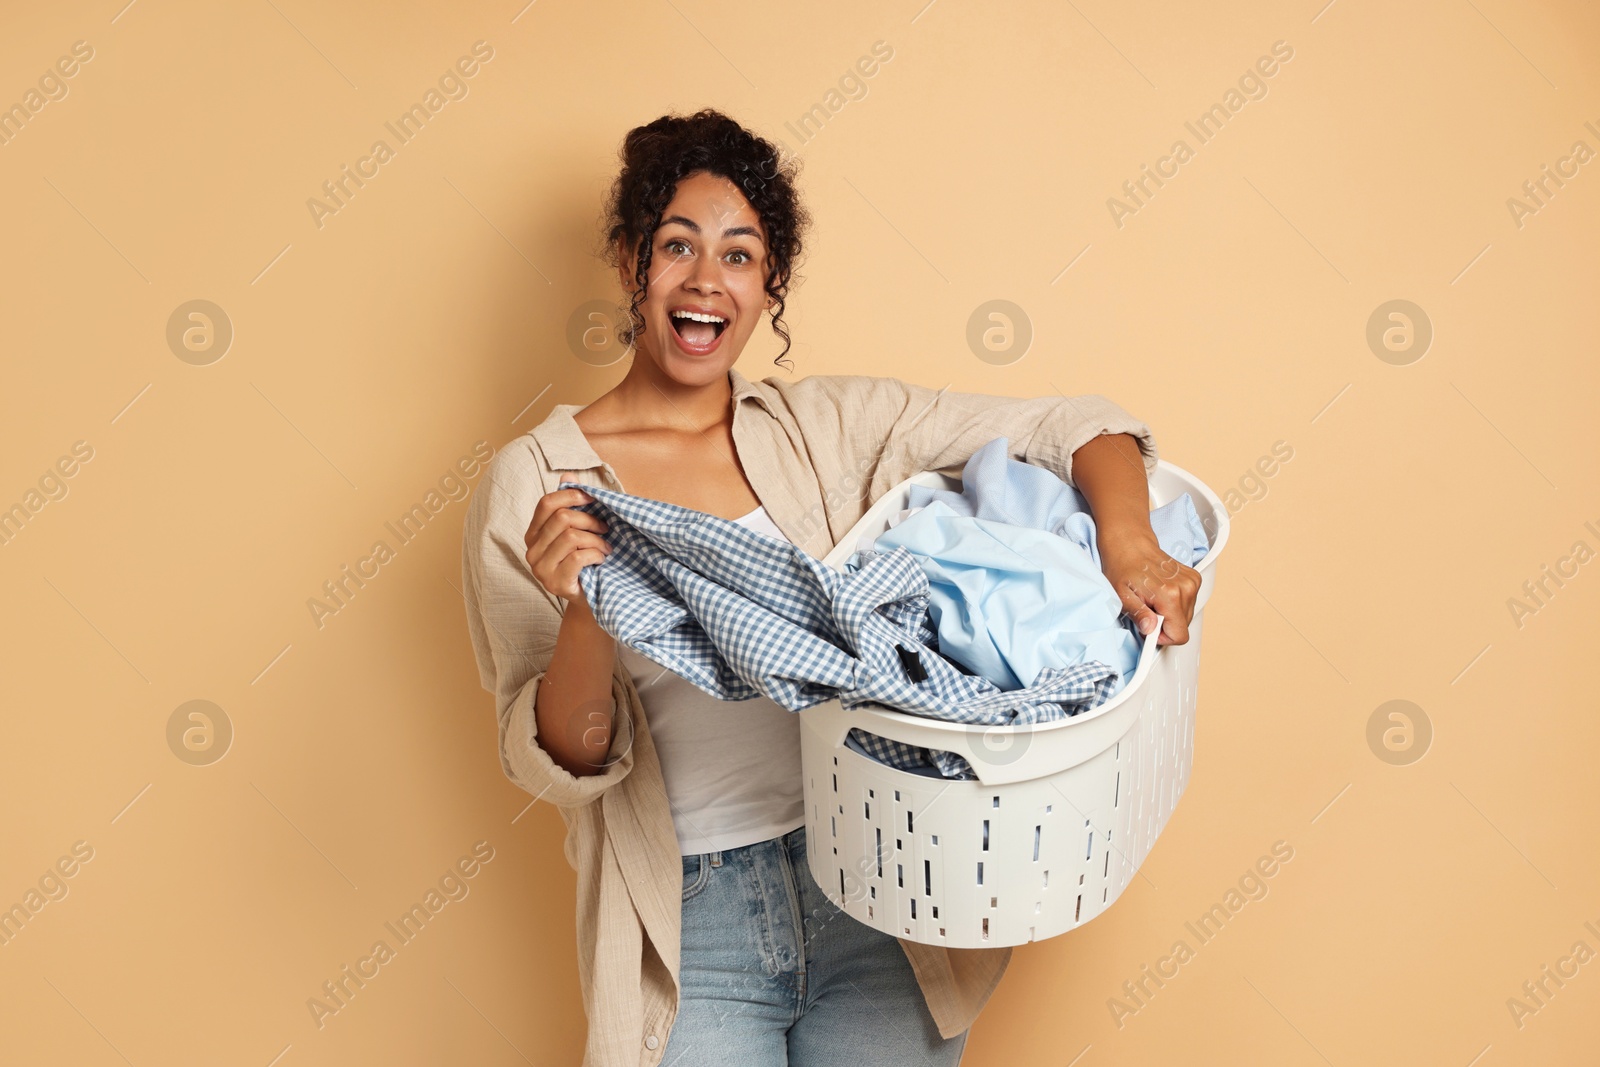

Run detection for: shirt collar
[[728, 365, 774, 413], [532, 367, 776, 473]]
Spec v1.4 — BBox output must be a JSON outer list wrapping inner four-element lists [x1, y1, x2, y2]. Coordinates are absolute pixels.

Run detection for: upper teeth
[[672, 310, 726, 323]]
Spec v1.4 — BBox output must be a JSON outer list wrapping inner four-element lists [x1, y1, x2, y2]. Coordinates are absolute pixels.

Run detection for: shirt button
[[645, 1034, 660, 1050]]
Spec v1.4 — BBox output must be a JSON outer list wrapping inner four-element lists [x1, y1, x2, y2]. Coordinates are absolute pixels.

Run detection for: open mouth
[[669, 310, 728, 347]]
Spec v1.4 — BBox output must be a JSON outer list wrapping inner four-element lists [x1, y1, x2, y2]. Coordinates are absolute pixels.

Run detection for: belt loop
[[710, 850, 723, 868]]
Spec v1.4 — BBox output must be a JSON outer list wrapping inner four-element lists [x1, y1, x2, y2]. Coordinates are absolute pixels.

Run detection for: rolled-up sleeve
[[790, 375, 1159, 488], [461, 448, 635, 810]]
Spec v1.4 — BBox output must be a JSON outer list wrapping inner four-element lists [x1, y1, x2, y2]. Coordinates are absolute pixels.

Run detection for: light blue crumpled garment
[[906, 436, 1211, 568], [866, 500, 1142, 695]]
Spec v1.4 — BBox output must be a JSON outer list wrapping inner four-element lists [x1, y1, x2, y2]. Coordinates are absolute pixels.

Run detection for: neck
[[607, 352, 735, 433]]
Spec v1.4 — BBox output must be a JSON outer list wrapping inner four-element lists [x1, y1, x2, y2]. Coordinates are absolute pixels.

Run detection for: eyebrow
[[659, 214, 765, 244]]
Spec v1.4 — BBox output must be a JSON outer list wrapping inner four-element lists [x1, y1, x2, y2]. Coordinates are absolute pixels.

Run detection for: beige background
[[2, 0, 1597, 1063]]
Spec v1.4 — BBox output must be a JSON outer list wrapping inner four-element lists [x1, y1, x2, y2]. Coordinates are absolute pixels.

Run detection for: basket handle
[[801, 617, 1165, 785]]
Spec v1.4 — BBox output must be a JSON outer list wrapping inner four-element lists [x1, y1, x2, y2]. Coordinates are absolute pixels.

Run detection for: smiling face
[[618, 169, 772, 387]]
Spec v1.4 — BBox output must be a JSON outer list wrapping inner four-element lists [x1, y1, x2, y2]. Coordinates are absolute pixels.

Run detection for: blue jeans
[[664, 824, 970, 1066]]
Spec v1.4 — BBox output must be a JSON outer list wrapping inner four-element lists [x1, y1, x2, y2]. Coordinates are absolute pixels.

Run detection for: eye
[[664, 238, 691, 256], [726, 248, 753, 265]]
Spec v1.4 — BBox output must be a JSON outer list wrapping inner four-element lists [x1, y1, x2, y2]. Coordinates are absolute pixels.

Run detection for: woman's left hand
[[1097, 526, 1201, 646]]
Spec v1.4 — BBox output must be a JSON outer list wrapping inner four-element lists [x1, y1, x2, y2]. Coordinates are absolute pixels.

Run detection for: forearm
[[533, 597, 619, 777], [1073, 430, 1202, 642], [1071, 432, 1157, 543]]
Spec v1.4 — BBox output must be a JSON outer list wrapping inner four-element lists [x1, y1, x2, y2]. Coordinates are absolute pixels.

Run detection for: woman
[[461, 109, 1200, 1067]]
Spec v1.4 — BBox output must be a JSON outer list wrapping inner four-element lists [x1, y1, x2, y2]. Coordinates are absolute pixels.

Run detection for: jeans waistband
[[705, 824, 808, 868]]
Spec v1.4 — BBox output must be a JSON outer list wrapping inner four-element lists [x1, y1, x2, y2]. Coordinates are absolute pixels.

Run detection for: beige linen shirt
[[461, 368, 1159, 1067]]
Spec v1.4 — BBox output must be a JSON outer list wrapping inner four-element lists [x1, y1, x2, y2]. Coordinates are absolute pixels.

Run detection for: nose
[[682, 250, 724, 295]]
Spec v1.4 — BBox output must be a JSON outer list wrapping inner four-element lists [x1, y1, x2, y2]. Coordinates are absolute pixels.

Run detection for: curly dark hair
[[598, 108, 811, 369]]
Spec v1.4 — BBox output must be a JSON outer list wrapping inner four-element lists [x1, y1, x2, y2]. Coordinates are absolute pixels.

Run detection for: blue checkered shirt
[[560, 482, 1119, 779]]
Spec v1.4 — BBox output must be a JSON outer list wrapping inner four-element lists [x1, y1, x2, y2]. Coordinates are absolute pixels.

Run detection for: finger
[[531, 506, 611, 550], [537, 546, 604, 601], [545, 469, 597, 510], [555, 548, 610, 598], [1151, 592, 1191, 645], [1172, 565, 1202, 621], [529, 484, 598, 526], [525, 487, 599, 547], [554, 470, 601, 503], [528, 527, 614, 578], [1128, 603, 1162, 638], [1112, 584, 1154, 633], [1120, 577, 1192, 646], [526, 494, 611, 557]]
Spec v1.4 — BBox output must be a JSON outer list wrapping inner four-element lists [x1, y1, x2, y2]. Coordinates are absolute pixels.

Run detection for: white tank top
[[617, 504, 806, 856]]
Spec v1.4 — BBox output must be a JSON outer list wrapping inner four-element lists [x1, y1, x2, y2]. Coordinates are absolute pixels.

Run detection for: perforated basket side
[[799, 461, 1225, 947]]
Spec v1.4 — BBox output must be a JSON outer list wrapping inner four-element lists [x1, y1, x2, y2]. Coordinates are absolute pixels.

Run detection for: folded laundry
[[905, 436, 1210, 568], [559, 481, 1120, 779]]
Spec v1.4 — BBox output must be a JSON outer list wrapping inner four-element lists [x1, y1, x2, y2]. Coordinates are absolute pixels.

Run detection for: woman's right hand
[[523, 480, 613, 602]]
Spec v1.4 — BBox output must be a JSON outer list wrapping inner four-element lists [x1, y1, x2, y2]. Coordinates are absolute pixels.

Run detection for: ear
[[616, 235, 637, 292]]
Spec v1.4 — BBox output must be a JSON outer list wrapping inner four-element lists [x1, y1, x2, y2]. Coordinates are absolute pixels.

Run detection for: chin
[[653, 347, 740, 386], [669, 360, 738, 388]]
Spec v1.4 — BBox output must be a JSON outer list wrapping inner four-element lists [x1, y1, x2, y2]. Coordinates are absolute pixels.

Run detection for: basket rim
[[824, 622, 1157, 738], [816, 457, 1229, 738]]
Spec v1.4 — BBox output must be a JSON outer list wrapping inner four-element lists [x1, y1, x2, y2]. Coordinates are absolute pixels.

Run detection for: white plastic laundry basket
[[800, 460, 1228, 948]]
